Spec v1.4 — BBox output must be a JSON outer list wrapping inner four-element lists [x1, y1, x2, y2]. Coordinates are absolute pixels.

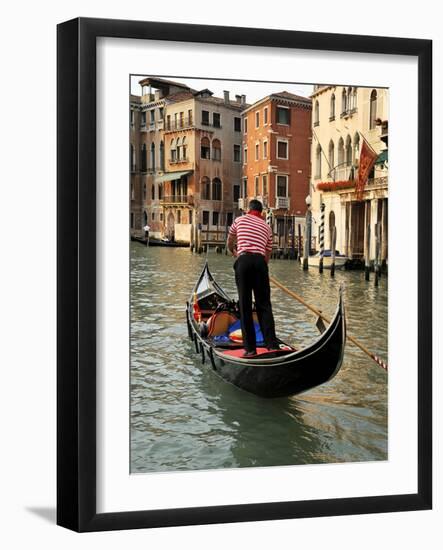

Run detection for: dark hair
[[248, 199, 263, 212]]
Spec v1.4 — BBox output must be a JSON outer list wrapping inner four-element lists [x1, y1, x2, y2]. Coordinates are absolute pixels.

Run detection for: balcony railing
[[275, 196, 290, 209], [165, 117, 194, 131], [334, 166, 353, 181], [201, 120, 222, 129], [238, 198, 248, 210], [340, 108, 358, 119], [160, 195, 194, 205], [169, 157, 190, 164]]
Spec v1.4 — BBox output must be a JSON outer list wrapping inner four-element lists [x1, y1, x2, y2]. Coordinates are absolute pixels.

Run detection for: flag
[[355, 138, 378, 201]]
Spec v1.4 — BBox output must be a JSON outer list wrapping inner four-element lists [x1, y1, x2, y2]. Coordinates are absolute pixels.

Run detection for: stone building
[[130, 77, 246, 244], [309, 85, 389, 263], [240, 92, 312, 242]]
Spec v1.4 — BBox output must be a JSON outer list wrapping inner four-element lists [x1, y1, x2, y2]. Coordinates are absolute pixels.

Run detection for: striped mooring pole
[[319, 202, 325, 273]]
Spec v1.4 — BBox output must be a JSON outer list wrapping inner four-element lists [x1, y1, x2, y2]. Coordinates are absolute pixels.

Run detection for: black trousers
[[234, 253, 277, 352]]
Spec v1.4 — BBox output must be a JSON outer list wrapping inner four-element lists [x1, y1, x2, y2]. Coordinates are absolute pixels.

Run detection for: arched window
[[212, 177, 222, 201], [353, 133, 360, 165], [352, 88, 357, 111], [347, 87, 353, 110], [337, 137, 344, 166], [160, 140, 165, 169], [341, 88, 347, 115], [315, 144, 321, 179], [314, 100, 320, 126], [345, 135, 352, 166], [158, 184, 163, 200], [182, 137, 187, 160], [328, 140, 335, 174], [176, 137, 182, 161], [170, 139, 176, 162], [143, 211, 148, 226], [151, 184, 155, 200], [369, 89, 377, 129], [212, 139, 221, 161], [150, 143, 156, 170], [143, 182, 147, 201], [201, 137, 210, 159], [141, 144, 147, 172], [330, 94, 335, 119], [201, 176, 210, 200]]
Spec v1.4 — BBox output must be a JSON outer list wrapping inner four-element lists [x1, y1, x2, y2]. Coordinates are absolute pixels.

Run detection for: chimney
[[241, 94, 246, 105], [223, 90, 230, 104], [235, 94, 241, 103]]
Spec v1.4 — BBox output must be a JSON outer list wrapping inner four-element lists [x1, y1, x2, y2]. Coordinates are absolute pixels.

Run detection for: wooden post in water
[[206, 223, 210, 253], [197, 224, 202, 253], [297, 223, 302, 261], [374, 222, 381, 286], [365, 223, 371, 280], [330, 226, 337, 277], [319, 202, 325, 273], [302, 212, 310, 270], [224, 222, 229, 255], [291, 215, 295, 259]]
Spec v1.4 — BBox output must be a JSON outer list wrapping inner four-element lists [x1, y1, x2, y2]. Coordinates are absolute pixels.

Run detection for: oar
[[269, 275, 388, 372]]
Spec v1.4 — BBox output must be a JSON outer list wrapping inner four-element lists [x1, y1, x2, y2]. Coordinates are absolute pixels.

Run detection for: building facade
[[310, 85, 389, 262], [241, 92, 312, 242], [130, 77, 246, 244]]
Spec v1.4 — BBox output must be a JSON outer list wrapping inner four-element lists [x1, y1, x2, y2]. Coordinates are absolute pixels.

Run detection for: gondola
[[185, 262, 346, 398]]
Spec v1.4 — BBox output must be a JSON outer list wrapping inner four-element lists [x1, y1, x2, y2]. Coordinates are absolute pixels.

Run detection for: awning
[[375, 149, 388, 165], [155, 170, 192, 184]]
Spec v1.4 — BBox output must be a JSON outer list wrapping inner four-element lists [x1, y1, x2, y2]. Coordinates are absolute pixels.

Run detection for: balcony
[[165, 117, 194, 132], [275, 196, 290, 209], [169, 157, 190, 165], [366, 176, 388, 190], [201, 120, 222, 130], [238, 198, 248, 210], [160, 195, 194, 206], [340, 108, 358, 119]]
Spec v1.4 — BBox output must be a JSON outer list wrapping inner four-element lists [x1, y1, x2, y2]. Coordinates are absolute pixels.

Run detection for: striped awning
[[154, 170, 192, 184]]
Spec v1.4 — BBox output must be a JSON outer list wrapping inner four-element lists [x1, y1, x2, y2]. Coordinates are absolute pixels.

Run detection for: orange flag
[[355, 139, 378, 201]]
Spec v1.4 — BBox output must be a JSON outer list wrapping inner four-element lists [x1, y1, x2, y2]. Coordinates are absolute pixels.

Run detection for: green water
[[130, 243, 388, 473]]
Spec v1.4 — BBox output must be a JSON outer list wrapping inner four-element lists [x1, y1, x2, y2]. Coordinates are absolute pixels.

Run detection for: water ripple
[[130, 244, 388, 473]]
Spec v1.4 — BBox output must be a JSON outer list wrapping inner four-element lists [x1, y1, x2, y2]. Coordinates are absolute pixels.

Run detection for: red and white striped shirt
[[228, 212, 272, 256]]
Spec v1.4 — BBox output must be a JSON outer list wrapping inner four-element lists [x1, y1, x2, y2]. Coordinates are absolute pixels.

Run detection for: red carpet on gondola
[[221, 346, 295, 358]]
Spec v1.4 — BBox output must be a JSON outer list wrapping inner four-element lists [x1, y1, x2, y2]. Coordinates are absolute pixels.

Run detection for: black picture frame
[[57, 17, 432, 532]]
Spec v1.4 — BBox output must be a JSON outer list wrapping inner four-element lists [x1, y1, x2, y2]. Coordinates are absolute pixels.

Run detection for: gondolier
[[227, 199, 279, 357]]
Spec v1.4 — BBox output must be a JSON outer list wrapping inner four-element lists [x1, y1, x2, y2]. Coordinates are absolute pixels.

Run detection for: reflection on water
[[130, 243, 388, 473]]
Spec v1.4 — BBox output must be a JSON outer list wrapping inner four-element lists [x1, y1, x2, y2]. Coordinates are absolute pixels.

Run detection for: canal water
[[130, 243, 388, 473]]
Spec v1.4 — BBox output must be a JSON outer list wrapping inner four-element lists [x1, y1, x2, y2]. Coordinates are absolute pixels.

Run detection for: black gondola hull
[[186, 263, 346, 398]]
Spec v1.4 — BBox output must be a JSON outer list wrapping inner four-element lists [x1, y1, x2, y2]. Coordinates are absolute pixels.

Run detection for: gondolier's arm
[[227, 233, 237, 257]]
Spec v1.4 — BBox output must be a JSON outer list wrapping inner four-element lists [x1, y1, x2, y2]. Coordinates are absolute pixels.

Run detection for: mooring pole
[[365, 223, 371, 281], [319, 202, 325, 273], [297, 223, 302, 261], [303, 210, 311, 270], [330, 226, 337, 277], [374, 222, 381, 287]]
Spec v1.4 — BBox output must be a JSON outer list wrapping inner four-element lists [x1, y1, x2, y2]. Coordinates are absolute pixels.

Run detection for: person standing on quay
[[227, 199, 279, 357]]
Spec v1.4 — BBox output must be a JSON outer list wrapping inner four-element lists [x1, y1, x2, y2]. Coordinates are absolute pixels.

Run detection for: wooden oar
[[269, 275, 388, 372]]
